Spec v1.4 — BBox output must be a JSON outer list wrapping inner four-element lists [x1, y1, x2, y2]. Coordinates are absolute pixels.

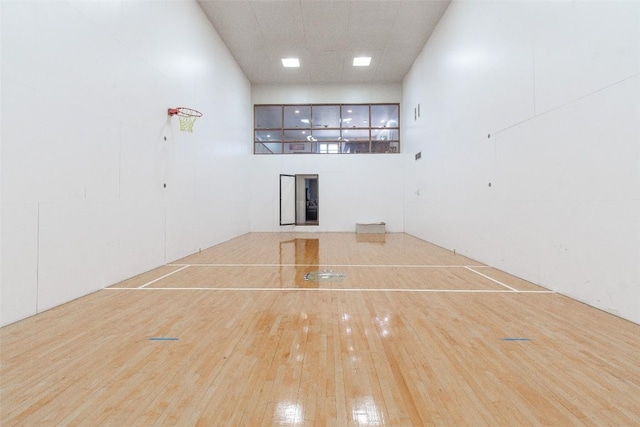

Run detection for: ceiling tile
[[374, 47, 420, 82], [306, 52, 345, 83], [198, 0, 452, 84], [251, 1, 304, 36], [301, 1, 350, 28]]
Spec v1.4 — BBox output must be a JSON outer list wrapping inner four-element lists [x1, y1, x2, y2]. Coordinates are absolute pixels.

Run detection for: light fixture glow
[[282, 58, 300, 67], [353, 57, 371, 67]]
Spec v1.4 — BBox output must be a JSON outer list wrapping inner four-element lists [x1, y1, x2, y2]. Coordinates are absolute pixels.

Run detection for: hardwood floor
[[2, 233, 639, 425]]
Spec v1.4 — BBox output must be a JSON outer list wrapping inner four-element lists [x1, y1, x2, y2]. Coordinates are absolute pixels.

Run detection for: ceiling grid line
[[197, 0, 452, 84]]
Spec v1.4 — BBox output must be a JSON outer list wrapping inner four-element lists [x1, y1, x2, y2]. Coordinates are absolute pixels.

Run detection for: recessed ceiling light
[[282, 58, 300, 68], [353, 57, 371, 67]]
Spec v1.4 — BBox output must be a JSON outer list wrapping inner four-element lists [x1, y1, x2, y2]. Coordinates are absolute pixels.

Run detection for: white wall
[[403, 0, 640, 323], [1, 0, 252, 326], [250, 84, 404, 232]]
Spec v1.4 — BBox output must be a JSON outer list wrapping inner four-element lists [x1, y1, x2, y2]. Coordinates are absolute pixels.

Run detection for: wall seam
[[36, 203, 40, 314], [495, 72, 639, 137]]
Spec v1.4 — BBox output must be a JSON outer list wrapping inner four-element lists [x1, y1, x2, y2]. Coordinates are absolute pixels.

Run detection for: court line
[[137, 265, 190, 289], [166, 263, 492, 268], [105, 287, 554, 293], [464, 267, 518, 292]]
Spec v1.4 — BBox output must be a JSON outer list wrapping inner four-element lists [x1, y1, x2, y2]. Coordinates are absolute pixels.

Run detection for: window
[[254, 104, 400, 154]]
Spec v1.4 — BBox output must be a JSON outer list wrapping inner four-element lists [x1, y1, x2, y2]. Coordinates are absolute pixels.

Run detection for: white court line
[[464, 267, 518, 292], [137, 265, 190, 289], [105, 287, 554, 293], [166, 263, 491, 268]]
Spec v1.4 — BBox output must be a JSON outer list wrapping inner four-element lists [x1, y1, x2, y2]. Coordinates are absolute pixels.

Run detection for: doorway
[[280, 174, 319, 226]]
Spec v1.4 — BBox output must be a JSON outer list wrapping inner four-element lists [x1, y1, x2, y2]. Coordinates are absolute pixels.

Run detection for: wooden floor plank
[[128, 265, 508, 291], [2, 232, 639, 426]]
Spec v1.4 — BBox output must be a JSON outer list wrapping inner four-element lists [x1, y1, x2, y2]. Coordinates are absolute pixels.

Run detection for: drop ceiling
[[197, 0, 451, 85]]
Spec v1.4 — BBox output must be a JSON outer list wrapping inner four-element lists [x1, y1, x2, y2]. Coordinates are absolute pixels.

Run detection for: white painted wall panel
[[537, 200, 639, 317], [37, 202, 120, 312], [534, 0, 640, 115], [496, 76, 640, 203], [250, 154, 404, 233], [1, 0, 251, 326], [0, 203, 39, 325], [116, 203, 166, 280], [250, 84, 404, 233], [252, 83, 402, 105], [165, 202, 199, 262], [403, 0, 640, 324]]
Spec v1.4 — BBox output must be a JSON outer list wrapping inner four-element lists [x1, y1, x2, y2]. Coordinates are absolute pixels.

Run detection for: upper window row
[[254, 104, 400, 154]]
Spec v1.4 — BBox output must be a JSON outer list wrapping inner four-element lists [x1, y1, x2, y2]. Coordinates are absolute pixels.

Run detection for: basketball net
[[178, 115, 198, 133], [168, 107, 203, 133]]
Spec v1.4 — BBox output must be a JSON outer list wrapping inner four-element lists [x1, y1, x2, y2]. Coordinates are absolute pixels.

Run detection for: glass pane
[[254, 103, 399, 155], [255, 105, 282, 129], [341, 105, 369, 128], [284, 130, 311, 142], [255, 130, 282, 142], [341, 142, 370, 154], [372, 128, 399, 141], [312, 105, 340, 128], [372, 141, 399, 153], [316, 142, 341, 154], [284, 106, 311, 129], [312, 129, 340, 141], [284, 142, 313, 153], [255, 142, 283, 154], [371, 104, 399, 128], [342, 129, 369, 142]]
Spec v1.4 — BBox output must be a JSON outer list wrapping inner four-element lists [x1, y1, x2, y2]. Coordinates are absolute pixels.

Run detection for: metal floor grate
[[304, 270, 347, 282]]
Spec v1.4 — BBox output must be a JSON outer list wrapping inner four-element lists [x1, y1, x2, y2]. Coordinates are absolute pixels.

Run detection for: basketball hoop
[[168, 107, 203, 132]]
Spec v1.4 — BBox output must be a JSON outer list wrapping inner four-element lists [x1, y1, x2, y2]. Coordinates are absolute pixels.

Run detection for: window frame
[[254, 103, 400, 155]]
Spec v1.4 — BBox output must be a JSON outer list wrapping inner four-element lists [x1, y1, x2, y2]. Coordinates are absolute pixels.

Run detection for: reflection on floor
[[2, 232, 639, 426]]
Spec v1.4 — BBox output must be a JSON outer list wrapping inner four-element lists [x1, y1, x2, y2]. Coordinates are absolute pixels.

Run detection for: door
[[279, 174, 296, 225], [280, 174, 319, 226]]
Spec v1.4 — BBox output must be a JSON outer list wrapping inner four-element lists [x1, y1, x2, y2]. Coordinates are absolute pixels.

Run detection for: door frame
[[279, 174, 319, 226]]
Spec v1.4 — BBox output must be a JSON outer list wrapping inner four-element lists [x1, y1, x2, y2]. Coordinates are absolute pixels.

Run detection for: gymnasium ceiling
[[197, 0, 451, 85]]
